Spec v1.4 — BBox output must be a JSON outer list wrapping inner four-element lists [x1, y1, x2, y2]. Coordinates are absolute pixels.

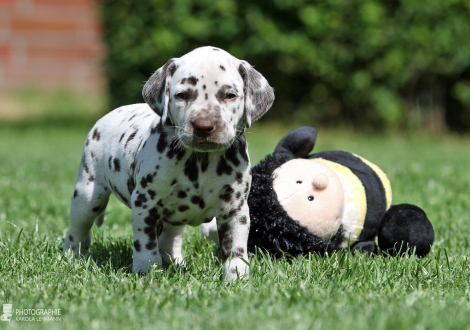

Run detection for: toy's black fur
[[247, 154, 344, 258]]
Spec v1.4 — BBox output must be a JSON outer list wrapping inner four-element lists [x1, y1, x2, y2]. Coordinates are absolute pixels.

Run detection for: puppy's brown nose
[[192, 119, 215, 138]]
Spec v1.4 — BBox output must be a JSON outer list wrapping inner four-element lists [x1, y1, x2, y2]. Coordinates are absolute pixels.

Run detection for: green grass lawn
[[1, 122, 469, 330]]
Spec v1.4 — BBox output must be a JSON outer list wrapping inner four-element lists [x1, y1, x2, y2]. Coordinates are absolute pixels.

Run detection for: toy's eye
[[308, 196, 314, 201], [296, 181, 302, 184]]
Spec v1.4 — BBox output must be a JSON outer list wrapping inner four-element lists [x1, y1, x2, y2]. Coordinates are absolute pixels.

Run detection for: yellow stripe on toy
[[355, 155, 392, 209], [316, 158, 367, 247]]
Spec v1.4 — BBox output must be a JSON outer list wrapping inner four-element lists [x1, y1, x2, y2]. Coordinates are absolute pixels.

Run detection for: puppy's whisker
[[170, 138, 184, 150]]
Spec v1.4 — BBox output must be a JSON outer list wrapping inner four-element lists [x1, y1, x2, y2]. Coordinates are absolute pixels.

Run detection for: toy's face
[[272, 159, 344, 239]]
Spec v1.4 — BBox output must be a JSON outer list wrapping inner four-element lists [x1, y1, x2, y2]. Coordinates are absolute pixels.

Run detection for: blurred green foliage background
[[99, 0, 470, 132]]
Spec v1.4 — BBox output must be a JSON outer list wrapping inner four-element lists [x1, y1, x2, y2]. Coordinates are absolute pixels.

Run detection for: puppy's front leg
[[217, 202, 250, 281], [131, 191, 162, 273]]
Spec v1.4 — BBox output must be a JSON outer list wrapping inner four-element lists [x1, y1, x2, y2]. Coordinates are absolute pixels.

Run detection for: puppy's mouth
[[189, 141, 226, 152], [178, 134, 232, 152], [184, 139, 231, 152]]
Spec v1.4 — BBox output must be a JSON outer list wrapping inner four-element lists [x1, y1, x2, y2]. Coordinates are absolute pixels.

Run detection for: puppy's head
[[143, 46, 274, 152]]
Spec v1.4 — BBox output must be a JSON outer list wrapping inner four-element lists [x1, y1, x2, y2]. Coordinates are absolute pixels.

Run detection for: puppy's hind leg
[[158, 222, 186, 266], [201, 218, 219, 244], [64, 172, 110, 256]]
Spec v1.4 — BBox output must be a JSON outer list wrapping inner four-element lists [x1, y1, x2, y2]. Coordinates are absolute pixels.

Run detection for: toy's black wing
[[274, 126, 317, 160]]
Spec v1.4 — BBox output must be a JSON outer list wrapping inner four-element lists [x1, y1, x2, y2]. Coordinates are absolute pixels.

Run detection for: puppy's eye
[[308, 196, 314, 201], [225, 93, 237, 100], [175, 92, 189, 101], [296, 181, 302, 184]]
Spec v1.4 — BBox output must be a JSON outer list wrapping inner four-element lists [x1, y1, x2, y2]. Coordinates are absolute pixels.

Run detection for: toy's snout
[[312, 173, 328, 190]]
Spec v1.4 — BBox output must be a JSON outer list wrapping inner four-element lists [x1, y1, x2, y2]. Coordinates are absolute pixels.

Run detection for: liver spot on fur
[[134, 240, 141, 252], [187, 76, 198, 86], [178, 205, 189, 212], [92, 128, 101, 141]]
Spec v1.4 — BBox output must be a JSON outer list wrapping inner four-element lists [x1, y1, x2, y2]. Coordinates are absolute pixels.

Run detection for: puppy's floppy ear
[[142, 59, 177, 124], [238, 61, 275, 128]]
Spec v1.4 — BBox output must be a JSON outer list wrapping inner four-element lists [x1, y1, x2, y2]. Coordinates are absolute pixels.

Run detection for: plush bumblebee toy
[[246, 126, 435, 258]]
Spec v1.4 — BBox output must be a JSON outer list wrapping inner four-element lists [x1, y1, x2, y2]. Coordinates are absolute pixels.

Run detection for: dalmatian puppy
[[63, 46, 274, 280]]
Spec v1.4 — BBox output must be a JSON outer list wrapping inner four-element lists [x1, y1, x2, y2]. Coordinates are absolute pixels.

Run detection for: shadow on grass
[[88, 238, 134, 272], [87, 238, 195, 278]]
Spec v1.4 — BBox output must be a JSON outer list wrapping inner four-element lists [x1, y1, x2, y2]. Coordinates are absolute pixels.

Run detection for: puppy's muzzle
[[181, 115, 229, 152], [192, 118, 216, 139]]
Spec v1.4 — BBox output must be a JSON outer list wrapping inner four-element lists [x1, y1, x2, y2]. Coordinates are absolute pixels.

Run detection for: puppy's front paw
[[222, 257, 249, 281], [63, 231, 91, 256]]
